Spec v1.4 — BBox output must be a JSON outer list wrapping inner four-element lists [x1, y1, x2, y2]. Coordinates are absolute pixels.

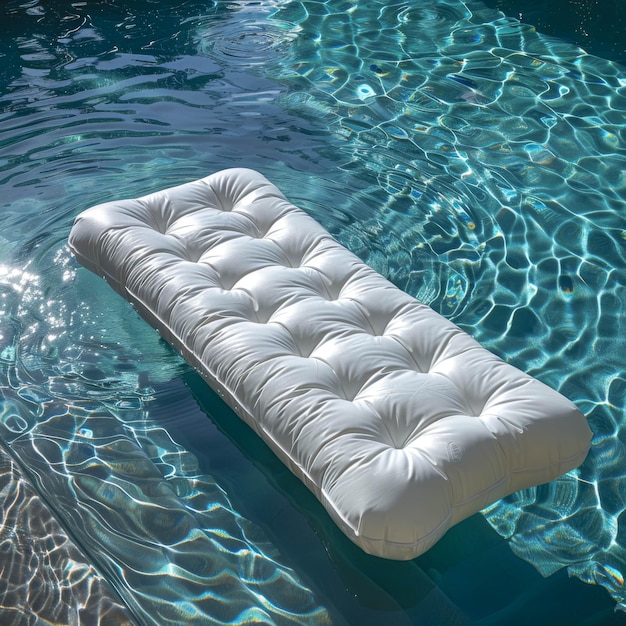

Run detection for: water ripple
[[268, 0, 626, 609], [0, 257, 332, 624], [0, 445, 134, 624]]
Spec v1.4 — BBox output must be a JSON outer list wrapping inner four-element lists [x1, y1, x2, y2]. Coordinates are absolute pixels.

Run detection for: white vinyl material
[[69, 168, 592, 560]]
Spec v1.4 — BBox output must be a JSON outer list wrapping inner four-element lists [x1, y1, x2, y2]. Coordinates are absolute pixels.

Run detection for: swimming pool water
[[1, 0, 626, 623], [483, 0, 626, 65]]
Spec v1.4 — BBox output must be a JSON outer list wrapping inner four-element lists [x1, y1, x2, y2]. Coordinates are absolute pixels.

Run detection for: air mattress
[[68, 168, 592, 560]]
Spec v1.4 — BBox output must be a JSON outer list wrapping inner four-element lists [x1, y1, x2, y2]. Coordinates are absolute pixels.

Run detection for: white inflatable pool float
[[69, 168, 592, 560]]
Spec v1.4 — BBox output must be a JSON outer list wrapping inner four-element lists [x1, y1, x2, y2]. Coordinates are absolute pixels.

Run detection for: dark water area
[[483, 0, 626, 64]]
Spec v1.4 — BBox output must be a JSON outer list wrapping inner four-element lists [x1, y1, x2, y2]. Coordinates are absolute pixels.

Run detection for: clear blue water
[[1, 0, 626, 624]]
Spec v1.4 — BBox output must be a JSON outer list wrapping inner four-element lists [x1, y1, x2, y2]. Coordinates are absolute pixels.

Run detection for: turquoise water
[[1, 0, 626, 623]]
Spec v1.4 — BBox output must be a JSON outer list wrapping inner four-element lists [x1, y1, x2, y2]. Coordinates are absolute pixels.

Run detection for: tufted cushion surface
[[69, 168, 592, 560]]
